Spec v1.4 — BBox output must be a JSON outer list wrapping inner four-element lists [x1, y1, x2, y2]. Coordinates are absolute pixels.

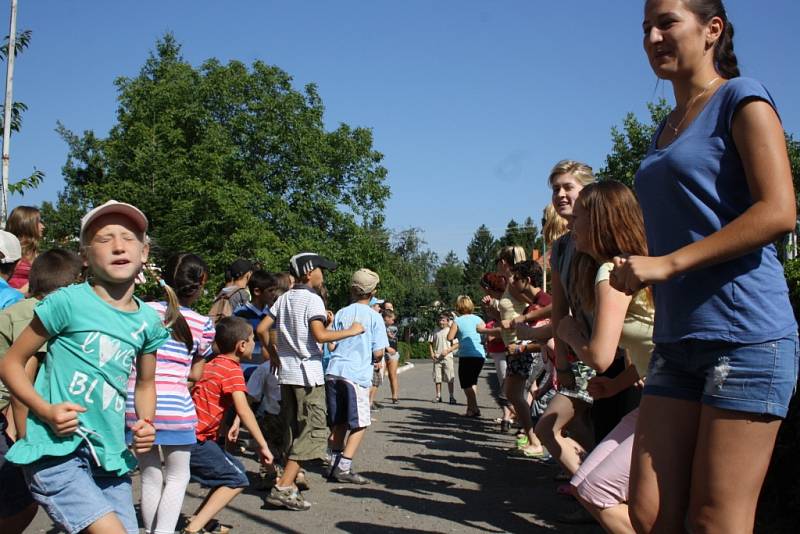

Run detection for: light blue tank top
[[635, 77, 797, 344], [454, 314, 486, 358]]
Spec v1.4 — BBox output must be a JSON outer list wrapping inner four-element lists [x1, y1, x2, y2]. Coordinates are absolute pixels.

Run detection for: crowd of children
[[0, 1, 798, 532]]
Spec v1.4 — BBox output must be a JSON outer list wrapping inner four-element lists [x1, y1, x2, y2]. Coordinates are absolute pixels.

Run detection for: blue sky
[[5, 1, 799, 259]]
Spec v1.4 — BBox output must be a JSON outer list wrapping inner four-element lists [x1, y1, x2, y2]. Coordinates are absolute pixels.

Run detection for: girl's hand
[[587, 376, 616, 399], [325, 310, 334, 326], [259, 445, 274, 465], [611, 255, 673, 295], [131, 418, 156, 454], [44, 402, 86, 436]]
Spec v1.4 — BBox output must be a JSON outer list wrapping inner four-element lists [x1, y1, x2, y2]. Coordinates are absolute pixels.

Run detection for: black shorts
[[0, 414, 35, 518], [458, 357, 485, 389]]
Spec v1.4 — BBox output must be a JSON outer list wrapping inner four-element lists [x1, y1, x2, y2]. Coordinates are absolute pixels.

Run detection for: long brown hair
[[570, 181, 649, 310], [6, 206, 42, 261]]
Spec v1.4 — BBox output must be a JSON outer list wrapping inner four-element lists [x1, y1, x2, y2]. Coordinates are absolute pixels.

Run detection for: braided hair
[[684, 0, 740, 78]]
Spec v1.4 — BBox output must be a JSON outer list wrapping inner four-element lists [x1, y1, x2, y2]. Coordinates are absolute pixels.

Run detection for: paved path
[[26, 359, 603, 533]]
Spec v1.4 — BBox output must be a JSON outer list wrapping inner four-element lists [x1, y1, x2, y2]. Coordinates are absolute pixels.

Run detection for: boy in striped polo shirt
[[257, 253, 364, 511], [185, 317, 273, 534]]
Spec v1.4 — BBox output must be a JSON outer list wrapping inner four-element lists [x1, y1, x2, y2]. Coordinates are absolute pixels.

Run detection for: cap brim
[[81, 203, 148, 242], [318, 257, 337, 271]]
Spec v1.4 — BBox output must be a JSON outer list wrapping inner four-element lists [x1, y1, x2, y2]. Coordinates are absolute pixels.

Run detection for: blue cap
[[368, 297, 385, 307]]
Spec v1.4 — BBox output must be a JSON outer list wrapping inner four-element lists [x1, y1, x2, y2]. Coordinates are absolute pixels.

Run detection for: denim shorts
[[189, 439, 249, 489], [644, 333, 799, 417], [21, 445, 137, 534]]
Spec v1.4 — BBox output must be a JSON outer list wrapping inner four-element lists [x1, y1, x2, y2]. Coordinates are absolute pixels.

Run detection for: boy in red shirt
[[183, 317, 273, 534]]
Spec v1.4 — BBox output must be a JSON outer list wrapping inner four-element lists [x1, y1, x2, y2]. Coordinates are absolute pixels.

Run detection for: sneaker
[[434, 396, 441, 403], [266, 486, 312, 511], [330, 466, 369, 485], [515, 435, 529, 448], [449, 397, 457, 405], [392, 398, 399, 404], [500, 419, 511, 433]]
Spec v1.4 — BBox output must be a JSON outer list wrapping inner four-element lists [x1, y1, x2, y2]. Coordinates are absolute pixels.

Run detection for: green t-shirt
[[0, 298, 43, 411], [7, 282, 169, 475]]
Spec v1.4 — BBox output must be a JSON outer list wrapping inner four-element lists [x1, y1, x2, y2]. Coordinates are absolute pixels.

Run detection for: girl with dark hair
[[126, 253, 215, 534], [611, 1, 798, 530]]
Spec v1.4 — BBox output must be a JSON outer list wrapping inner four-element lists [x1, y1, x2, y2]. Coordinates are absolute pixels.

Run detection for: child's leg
[[186, 486, 244, 532], [329, 423, 347, 451], [278, 460, 302, 489], [135, 446, 163, 533], [342, 427, 366, 460], [505, 373, 543, 450], [153, 445, 191, 534], [447, 379, 455, 397], [534, 393, 591, 475], [434, 381, 441, 397]]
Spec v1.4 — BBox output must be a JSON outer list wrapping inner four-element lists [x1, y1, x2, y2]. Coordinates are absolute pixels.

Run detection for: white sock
[[338, 456, 353, 473]]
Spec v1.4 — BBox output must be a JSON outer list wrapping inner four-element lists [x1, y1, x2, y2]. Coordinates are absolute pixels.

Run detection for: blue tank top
[[635, 77, 797, 344]]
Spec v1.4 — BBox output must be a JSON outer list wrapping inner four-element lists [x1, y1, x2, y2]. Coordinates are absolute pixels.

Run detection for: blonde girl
[[6, 206, 45, 293], [0, 201, 170, 534]]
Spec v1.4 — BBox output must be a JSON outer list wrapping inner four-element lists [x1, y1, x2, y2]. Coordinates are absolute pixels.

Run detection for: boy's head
[[226, 259, 254, 284], [438, 314, 449, 328], [0, 230, 21, 279], [369, 296, 384, 312], [289, 252, 336, 290], [248, 270, 277, 307], [351, 268, 379, 301], [29, 249, 83, 299], [510, 260, 543, 289], [214, 316, 255, 360], [382, 308, 396, 326]]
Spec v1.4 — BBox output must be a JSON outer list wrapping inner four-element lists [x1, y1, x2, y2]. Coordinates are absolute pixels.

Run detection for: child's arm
[[0, 318, 85, 436], [515, 322, 553, 341], [446, 322, 458, 342], [310, 320, 363, 344], [428, 341, 435, 359], [188, 355, 206, 383], [131, 352, 157, 454], [587, 364, 642, 400], [231, 390, 273, 465], [10, 354, 42, 439], [256, 315, 280, 371]]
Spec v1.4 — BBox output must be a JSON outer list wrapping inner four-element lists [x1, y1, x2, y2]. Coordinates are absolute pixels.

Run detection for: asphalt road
[[25, 359, 603, 533]]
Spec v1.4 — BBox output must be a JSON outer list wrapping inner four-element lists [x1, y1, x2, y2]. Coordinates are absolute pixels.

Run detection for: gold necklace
[[666, 77, 720, 136]]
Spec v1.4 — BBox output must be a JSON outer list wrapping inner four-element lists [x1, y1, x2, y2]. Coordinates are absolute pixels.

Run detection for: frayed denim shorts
[[21, 445, 137, 534], [643, 333, 799, 418]]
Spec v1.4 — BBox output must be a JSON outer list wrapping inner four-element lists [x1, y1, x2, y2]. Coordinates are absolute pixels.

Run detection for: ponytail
[[145, 265, 195, 354], [685, 0, 740, 78], [714, 21, 740, 79]]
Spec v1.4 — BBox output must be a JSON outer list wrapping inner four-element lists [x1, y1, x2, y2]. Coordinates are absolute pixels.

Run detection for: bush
[[397, 341, 430, 362], [756, 258, 800, 533]]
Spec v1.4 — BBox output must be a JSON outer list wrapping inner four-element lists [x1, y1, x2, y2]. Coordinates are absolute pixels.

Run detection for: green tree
[[463, 224, 498, 301], [434, 250, 466, 309], [597, 99, 671, 187], [42, 34, 390, 307], [498, 216, 540, 256]]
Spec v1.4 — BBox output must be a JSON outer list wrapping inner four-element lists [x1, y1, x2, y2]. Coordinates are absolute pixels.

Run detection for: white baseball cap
[[0, 230, 21, 263], [80, 200, 148, 244]]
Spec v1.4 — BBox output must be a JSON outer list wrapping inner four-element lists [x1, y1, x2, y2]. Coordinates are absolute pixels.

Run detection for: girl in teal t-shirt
[[0, 201, 170, 534]]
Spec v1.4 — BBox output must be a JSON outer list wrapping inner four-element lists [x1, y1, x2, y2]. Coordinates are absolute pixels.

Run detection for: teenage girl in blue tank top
[[611, 1, 798, 531]]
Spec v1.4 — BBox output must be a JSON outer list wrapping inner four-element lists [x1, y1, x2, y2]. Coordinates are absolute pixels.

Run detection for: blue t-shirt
[[454, 314, 486, 358], [325, 302, 389, 387], [234, 302, 270, 363], [635, 77, 797, 344], [0, 277, 23, 310], [7, 282, 170, 475]]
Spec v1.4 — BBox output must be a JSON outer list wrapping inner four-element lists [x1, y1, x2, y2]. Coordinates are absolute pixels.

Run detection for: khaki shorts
[[433, 354, 454, 384], [279, 384, 328, 462]]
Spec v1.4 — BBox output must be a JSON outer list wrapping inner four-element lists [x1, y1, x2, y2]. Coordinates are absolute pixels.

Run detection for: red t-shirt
[[484, 320, 506, 353], [192, 355, 247, 441]]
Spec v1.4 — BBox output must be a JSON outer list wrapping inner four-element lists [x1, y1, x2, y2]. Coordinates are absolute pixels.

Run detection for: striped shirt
[[192, 355, 247, 442], [126, 302, 215, 445], [269, 285, 326, 386]]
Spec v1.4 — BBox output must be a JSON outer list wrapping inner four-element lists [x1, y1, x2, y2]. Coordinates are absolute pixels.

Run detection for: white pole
[[1, 0, 18, 227]]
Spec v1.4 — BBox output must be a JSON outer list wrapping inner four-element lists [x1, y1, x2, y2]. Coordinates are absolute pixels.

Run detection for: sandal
[[508, 446, 547, 459]]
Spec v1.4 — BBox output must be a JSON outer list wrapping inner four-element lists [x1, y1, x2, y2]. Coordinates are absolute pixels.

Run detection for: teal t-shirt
[[7, 282, 170, 475]]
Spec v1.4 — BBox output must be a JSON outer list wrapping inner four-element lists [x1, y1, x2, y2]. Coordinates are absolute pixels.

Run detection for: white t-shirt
[[269, 285, 327, 386]]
